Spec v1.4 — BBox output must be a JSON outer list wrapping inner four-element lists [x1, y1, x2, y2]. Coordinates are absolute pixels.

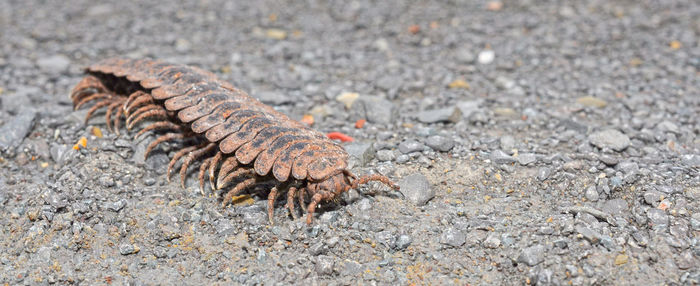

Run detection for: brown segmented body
[[70, 58, 398, 224]]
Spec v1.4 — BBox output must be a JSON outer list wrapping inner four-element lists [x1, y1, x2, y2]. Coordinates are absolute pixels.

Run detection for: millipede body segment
[[70, 58, 399, 224]]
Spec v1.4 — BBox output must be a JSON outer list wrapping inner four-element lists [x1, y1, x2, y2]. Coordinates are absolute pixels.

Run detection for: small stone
[[576, 96, 607, 108], [589, 129, 630, 152], [681, 154, 700, 168], [456, 100, 481, 118], [350, 96, 396, 124], [336, 92, 359, 109], [398, 140, 425, 154], [646, 209, 668, 230], [456, 49, 475, 63], [500, 135, 515, 151], [440, 227, 466, 247], [537, 167, 551, 181], [643, 191, 663, 206], [425, 135, 454, 152], [599, 155, 619, 166], [119, 244, 140, 255], [483, 234, 501, 249], [36, 54, 71, 74], [601, 199, 628, 216], [316, 255, 334, 275], [517, 244, 545, 266], [397, 173, 434, 206], [395, 154, 410, 164], [656, 120, 679, 134], [255, 91, 292, 105], [395, 235, 412, 250], [491, 150, 516, 164], [107, 199, 127, 212], [614, 254, 628, 266], [576, 225, 602, 244], [493, 107, 517, 117], [376, 150, 395, 162], [376, 75, 402, 91], [584, 186, 599, 202], [309, 242, 325, 256], [0, 110, 36, 151], [144, 178, 156, 186], [563, 160, 584, 171], [99, 176, 115, 188], [416, 107, 461, 124], [477, 50, 495, 64], [345, 142, 375, 167], [517, 153, 536, 165]]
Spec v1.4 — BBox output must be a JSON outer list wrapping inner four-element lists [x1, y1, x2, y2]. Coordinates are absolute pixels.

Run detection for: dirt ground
[[0, 0, 698, 285]]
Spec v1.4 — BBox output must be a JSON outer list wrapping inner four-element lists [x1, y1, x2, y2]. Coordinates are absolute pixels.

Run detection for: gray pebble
[[99, 176, 115, 188], [646, 209, 669, 230], [588, 129, 630, 151], [517, 153, 537, 165], [119, 244, 139, 255], [144, 178, 156, 186], [395, 154, 410, 164], [395, 235, 412, 250], [500, 135, 515, 151], [601, 199, 628, 216], [398, 140, 425, 154], [316, 255, 334, 275], [255, 91, 293, 105], [483, 234, 501, 249], [397, 173, 434, 206], [0, 110, 36, 152], [376, 150, 396, 162], [456, 49, 475, 63], [440, 227, 465, 247], [107, 199, 127, 212], [584, 186, 599, 202], [351, 96, 396, 124], [491, 150, 516, 164], [345, 142, 375, 166], [537, 167, 552, 181], [517, 244, 545, 266], [416, 107, 461, 124], [425, 135, 454, 152], [36, 54, 71, 74]]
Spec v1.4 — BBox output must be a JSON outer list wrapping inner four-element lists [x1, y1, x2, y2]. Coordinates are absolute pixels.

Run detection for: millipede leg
[[135, 121, 182, 139], [198, 157, 212, 195], [298, 187, 307, 212], [351, 174, 400, 190], [105, 99, 125, 132], [286, 186, 299, 220], [222, 177, 256, 207], [166, 145, 199, 182], [144, 133, 185, 159], [124, 93, 154, 115], [306, 193, 325, 225], [75, 93, 111, 109], [267, 185, 280, 225], [84, 100, 113, 123], [123, 90, 148, 113], [113, 101, 126, 135], [216, 156, 239, 189], [126, 104, 161, 126], [71, 75, 105, 100], [180, 143, 217, 188], [127, 108, 167, 130], [217, 168, 254, 190], [208, 151, 223, 191]]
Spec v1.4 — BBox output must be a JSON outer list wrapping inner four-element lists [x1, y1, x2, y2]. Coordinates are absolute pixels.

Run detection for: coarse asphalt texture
[[0, 0, 699, 285]]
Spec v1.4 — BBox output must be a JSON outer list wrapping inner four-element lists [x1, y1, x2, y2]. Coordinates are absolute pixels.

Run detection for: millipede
[[70, 58, 399, 225]]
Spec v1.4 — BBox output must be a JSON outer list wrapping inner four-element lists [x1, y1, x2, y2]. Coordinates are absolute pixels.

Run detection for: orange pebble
[[408, 24, 420, 34], [355, 119, 366, 129], [327, 132, 354, 142], [301, 114, 314, 126]]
